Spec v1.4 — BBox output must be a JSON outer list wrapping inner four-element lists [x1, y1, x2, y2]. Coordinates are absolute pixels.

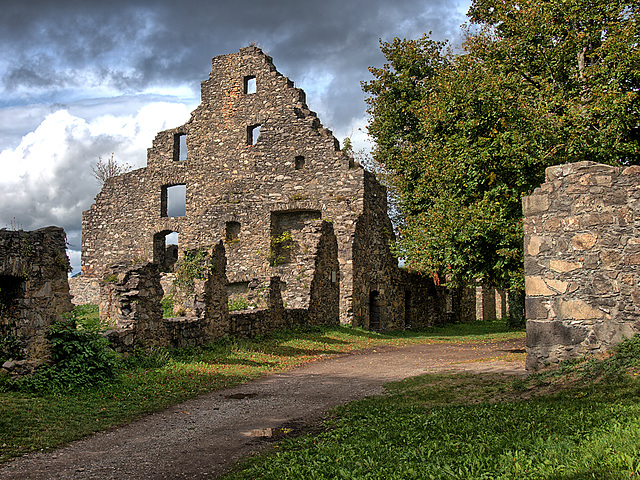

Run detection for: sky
[[0, 0, 471, 275]]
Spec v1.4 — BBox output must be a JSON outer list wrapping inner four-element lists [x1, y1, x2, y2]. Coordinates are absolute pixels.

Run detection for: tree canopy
[[363, 0, 640, 291]]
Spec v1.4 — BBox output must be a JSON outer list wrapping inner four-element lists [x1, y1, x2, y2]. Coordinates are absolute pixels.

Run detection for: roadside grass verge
[[221, 336, 640, 480], [0, 315, 522, 463]]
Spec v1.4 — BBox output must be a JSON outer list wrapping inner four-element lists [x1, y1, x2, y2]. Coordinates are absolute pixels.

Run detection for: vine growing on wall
[[269, 231, 294, 267], [173, 250, 212, 294]]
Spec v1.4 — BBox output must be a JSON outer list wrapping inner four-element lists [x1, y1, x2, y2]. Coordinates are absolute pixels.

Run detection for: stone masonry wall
[[523, 161, 640, 370], [82, 46, 370, 325], [101, 232, 338, 353], [0, 227, 73, 367]]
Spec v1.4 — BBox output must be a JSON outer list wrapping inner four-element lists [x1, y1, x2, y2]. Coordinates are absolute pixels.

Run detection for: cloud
[[0, 102, 192, 272], [0, 0, 472, 273]]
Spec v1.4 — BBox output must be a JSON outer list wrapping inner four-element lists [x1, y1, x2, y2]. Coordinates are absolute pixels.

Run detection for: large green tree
[[364, 0, 640, 292]]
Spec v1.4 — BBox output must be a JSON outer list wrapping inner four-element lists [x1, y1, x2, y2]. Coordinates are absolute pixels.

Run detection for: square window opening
[[161, 184, 186, 217], [174, 133, 188, 161], [295, 156, 305, 170], [244, 76, 256, 94], [226, 221, 241, 242], [247, 124, 261, 145]]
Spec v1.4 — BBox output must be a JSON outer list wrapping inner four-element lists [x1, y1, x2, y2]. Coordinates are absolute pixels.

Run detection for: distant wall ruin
[[100, 230, 340, 354], [0, 227, 73, 371], [524, 161, 640, 370]]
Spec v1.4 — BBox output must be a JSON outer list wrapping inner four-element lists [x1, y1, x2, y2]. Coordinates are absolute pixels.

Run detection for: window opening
[[161, 184, 186, 217], [244, 76, 256, 94], [295, 156, 305, 170], [247, 124, 261, 145], [0, 275, 24, 318], [225, 221, 241, 242], [270, 210, 321, 266], [174, 133, 187, 161], [153, 231, 179, 272]]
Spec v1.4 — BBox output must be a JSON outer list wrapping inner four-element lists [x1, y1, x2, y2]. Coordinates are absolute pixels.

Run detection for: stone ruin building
[[0, 227, 73, 374], [80, 46, 459, 332], [524, 161, 640, 370]]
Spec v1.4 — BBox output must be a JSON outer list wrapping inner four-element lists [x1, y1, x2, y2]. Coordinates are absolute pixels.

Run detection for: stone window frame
[[244, 75, 257, 94], [247, 124, 261, 146], [160, 184, 187, 218], [173, 133, 188, 162]]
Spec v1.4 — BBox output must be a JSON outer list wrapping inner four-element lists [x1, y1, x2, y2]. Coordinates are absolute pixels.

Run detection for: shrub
[[8, 317, 118, 393]]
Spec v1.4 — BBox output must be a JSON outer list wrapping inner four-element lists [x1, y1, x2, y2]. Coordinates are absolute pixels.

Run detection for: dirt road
[[0, 337, 525, 479]]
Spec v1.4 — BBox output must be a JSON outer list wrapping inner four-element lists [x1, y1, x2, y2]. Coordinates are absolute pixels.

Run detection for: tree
[[363, 0, 640, 293], [91, 153, 131, 185]]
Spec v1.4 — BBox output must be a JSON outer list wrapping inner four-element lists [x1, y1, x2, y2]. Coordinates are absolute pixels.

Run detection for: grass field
[[0, 311, 523, 464], [221, 336, 640, 480]]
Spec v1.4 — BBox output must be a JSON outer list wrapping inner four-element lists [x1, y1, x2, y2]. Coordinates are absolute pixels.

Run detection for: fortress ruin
[[80, 46, 458, 331]]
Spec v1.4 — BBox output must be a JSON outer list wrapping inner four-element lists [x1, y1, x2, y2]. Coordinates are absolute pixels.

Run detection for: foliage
[[173, 250, 211, 294], [91, 153, 132, 185], [0, 323, 522, 462], [269, 231, 294, 267], [223, 335, 640, 480], [4, 317, 117, 394], [228, 296, 249, 312], [363, 0, 640, 291], [71, 304, 106, 331], [161, 295, 174, 318]]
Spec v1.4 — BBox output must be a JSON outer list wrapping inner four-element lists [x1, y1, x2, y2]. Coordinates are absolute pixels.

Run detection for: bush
[[8, 317, 118, 393]]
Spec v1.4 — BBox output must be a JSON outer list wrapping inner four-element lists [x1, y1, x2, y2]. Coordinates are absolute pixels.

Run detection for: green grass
[[221, 336, 640, 480], [0, 319, 522, 463]]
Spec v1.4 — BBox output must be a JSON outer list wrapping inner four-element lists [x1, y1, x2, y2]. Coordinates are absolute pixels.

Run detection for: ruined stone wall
[[524, 161, 640, 370], [0, 227, 73, 365], [101, 230, 338, 352], [82, 46, 373, 325], [68, 276, 100, 305]]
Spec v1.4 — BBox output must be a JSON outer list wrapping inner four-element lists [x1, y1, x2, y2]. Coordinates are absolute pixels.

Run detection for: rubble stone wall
[[0, 227, 73, 366], [524, 161, 640, 370], [101, 233, 339, 353]]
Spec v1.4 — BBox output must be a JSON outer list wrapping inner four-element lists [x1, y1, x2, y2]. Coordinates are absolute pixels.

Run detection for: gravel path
[[0, 337, 525, 479]]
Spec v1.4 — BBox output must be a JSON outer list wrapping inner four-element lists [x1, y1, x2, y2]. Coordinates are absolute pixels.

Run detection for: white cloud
[[0, 100, 192, 273]]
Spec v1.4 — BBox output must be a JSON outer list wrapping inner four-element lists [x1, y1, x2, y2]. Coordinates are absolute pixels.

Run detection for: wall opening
[[153, 231, 179, 272], [161, 184, 186, 217], [173, 133, 188, 161], [247, 124, 261, 145], [369, 290, 381, 331], [225, 221, 241, 242], [270, 210, 321, 266], [295, 156, 305, 170], [0, 275, 24, 318], [244, 76, 256, 94]]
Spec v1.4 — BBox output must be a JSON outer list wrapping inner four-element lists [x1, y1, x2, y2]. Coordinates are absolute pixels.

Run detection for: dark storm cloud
[[1, 0, 468, 129]]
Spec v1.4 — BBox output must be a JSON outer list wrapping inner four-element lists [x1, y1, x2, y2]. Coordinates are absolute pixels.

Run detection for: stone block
[[522, 194, 550, 216], [571, 232, 597, 250]]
